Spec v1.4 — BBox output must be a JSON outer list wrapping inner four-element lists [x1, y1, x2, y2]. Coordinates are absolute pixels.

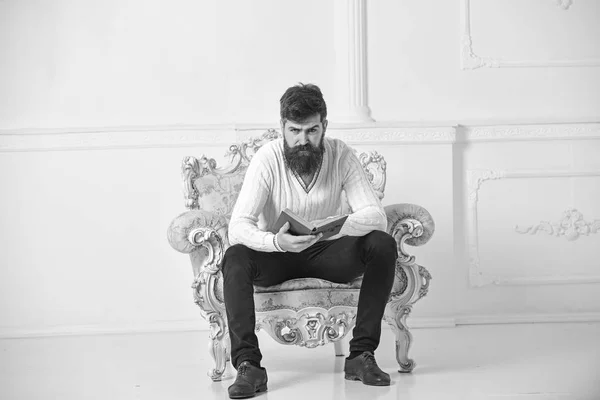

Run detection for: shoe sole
[[344, 373, 390, 386], [228, 384, 268, 399]]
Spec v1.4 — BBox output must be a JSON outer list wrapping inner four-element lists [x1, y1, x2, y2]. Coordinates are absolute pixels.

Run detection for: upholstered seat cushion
[[250, 266, 409, 313], [251, 268, 407, 313], [250, 277, 363, 313], [254, 276, 364, 293], [254, 288, 361, 312]]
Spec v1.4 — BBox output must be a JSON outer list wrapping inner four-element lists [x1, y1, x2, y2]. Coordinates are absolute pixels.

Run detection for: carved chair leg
[[207, 312, 230, 381], [334, 340, 345, 357], [385, 305, 415, 373]]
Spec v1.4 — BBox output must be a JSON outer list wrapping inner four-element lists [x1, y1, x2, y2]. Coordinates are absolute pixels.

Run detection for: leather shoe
[[344, 351, 391, 386], [228, 361, 268, 399]]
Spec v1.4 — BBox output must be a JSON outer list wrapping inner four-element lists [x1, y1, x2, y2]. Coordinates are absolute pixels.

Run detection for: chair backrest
[[181, 129, 387, 218]]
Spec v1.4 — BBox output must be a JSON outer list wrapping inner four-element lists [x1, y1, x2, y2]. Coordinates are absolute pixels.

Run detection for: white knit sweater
[[228, 137, 388, 252]]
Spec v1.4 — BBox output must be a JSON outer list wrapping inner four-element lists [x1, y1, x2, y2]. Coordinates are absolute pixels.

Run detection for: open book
[[272, 208, 348, 240]]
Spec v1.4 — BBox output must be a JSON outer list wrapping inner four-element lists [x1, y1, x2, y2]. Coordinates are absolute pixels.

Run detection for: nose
[[297, 132, 308, 146]]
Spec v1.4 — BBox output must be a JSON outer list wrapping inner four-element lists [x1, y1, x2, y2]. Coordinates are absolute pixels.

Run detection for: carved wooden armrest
[[385, 203, 435, 263], [167, 210, 229, 275], [385, 203, 434, 301], [169, 210, 230, 381], [382, 204, 435, 372]]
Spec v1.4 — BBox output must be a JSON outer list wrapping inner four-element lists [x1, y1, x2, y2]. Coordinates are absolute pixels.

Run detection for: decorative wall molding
[[460, 0, 600, 69], [515, 209, 600, 241], [0, 126, 238, 152], [554, 0, 573, 10], [328, 127, 456, 144], [467, 169, 600, 287], [460, 0, 499, 70], [0, 124, 457, 152], [3, 121, 600, 152], [467, 170, 507, 288], [463, 123, 600, 142]]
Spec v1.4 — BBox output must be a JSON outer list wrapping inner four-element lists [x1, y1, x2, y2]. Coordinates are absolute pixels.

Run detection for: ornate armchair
[[167, 130, 434, 381]]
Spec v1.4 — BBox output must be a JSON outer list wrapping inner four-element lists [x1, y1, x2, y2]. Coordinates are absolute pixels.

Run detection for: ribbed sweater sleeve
[[338, 147, 388, 236], [228, 149, 278, 252]]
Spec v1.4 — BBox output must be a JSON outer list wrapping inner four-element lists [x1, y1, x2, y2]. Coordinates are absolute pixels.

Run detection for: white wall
[[368, 0, 600, 122], [0, 0, 335, 128], [1, 0, 599, 337]]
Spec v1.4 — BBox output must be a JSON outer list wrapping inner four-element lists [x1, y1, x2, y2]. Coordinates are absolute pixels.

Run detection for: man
[[222, 83, 397, 399]]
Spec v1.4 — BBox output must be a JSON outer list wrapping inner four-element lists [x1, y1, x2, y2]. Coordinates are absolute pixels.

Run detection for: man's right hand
[[276, 221, 322, 253]]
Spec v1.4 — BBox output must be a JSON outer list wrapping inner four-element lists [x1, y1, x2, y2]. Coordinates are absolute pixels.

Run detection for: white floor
[[1, 322, 599, 400]]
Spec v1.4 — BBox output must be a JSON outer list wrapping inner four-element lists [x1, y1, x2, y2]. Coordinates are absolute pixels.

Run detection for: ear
[[322, 119, 328, 133], [280, 119, 286, 132]]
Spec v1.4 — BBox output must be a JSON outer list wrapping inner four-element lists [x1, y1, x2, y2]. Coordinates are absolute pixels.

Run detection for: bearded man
[[222, 83, 397, 399]]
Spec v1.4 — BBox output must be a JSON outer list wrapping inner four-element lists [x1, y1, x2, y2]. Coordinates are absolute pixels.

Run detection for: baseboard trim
[[2, 313, 599, 339], [0, 318, 455, 339], [454, 312, 600, 325], [403, 317, 457, 329], [0, 320, 206, 339]]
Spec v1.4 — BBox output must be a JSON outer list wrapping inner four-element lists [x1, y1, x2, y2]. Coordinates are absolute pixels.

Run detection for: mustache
[[288, 143, 319, 155]]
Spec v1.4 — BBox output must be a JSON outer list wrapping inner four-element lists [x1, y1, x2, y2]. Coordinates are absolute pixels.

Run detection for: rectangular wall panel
[[470, 171, 600, 286]]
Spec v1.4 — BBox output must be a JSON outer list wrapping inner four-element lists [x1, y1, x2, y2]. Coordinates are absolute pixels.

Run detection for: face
[[281, 114, 328, 176]]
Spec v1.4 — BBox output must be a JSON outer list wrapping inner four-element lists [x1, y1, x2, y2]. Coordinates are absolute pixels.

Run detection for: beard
[[283, 136, 325, 176]]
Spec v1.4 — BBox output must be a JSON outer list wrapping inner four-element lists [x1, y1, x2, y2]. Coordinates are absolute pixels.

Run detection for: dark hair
[[280, 83, 327, 123]]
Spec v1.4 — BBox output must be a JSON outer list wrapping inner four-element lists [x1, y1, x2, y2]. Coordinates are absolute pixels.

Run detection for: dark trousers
[[221, 230, 397, 369]]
